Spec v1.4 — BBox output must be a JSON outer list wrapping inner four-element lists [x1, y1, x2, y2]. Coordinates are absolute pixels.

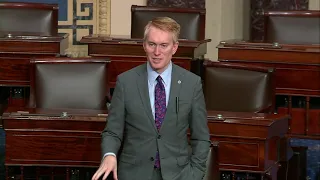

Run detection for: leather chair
[[0, 103, 7, 118], [203, 61, 275, 113], [203, 141, 220, 180], [131, 5, 206, 40], [28, 58, 110, 110], [264, 10, 320, 44], [0, 2, 58, 36]]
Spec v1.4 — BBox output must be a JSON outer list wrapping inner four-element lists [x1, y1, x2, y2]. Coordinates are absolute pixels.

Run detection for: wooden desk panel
[[0, 41, 61, 54], [0, 57, 30, 86], [5, 121, 103, 167], [3, 108, 107, 167], [207, 111, 289, 177], [0, 34, 68, 56], [218, 45, 319, 64]]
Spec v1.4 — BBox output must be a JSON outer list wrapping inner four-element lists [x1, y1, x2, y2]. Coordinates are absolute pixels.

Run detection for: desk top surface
[[217, 39, 320, 53], [3, 107, 288, 126], [2, 107, 107, 122], [81, 34, 211, 46], [0, 31, 68, 42], [207, 111, 289, 127]]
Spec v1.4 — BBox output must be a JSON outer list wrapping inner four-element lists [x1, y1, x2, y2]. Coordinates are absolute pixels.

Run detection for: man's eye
[[149, 43, 155, 46], [161, 44, 167, 48]]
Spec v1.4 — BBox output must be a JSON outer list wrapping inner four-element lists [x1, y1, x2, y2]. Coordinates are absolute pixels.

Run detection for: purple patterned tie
[[154, 75, 166, 168]]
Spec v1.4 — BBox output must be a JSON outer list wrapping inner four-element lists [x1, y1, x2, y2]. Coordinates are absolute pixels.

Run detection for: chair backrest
[[29, 58, 110, 110], [131, 5, 206, 40], [204, 61, 275, 113], [264, 10, 320, 44], [0, 2, 58, 36], [203, 141, 220, 180]]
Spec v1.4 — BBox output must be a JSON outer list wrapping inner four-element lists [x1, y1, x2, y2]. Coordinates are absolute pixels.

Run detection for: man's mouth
[[152, 58, 162, 62]]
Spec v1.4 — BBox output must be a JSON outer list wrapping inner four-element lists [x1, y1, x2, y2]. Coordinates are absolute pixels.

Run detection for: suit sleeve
[[189, 77, 211, 179], [101, 77, 125, 158]]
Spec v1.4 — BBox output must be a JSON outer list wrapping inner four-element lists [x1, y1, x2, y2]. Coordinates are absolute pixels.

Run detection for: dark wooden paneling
[[147, 0, 205, 9], [6, 133, 101, 166], [0, 41, 60, 54], [0, 57, 30, 85], [218, 140, 260, 167]]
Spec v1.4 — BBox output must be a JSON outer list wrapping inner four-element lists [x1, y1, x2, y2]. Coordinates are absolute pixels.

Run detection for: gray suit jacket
[[101, 63, 210, 180]]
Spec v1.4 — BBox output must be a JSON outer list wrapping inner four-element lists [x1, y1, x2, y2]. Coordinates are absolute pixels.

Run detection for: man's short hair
[[143, 17, 181, 43]]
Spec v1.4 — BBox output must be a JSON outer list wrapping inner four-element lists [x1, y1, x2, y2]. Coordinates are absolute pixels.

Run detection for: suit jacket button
[[157, 135, 161, 139], [150, 157, 154, 161]]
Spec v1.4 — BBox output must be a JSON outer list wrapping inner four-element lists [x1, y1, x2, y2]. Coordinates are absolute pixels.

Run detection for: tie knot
[[156, 76, 163, 83]]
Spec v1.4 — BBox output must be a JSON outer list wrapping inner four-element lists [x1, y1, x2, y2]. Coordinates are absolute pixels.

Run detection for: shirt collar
[[147, 61, 172, 86]]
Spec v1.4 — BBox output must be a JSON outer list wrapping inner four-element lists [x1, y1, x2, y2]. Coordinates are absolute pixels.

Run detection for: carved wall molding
[[57, 0, 111, 57], [98, 0, 111, 35]]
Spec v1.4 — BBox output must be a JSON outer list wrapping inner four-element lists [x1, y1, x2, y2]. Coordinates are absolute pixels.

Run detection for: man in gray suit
[[92, 17, 210, 180]]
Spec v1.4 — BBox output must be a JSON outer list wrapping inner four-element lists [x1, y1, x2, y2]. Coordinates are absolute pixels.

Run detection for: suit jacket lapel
[[136, 64, 158, 132]]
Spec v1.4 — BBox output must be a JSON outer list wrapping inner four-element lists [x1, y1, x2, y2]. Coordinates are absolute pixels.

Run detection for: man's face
[[143, 26, 179, 73]]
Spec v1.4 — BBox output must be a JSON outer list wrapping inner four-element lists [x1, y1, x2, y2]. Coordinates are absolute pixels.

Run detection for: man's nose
[[153, 46, 161, 55]]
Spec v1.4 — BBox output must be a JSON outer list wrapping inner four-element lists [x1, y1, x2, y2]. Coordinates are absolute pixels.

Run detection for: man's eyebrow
[[147, 41, 170, 44]]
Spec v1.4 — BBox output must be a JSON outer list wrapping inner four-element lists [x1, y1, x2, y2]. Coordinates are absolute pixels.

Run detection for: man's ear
[[172, 42, 179, 55], [143, 41, 147, 52]]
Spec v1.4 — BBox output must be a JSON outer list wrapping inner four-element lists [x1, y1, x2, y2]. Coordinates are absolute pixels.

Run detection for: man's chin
[[150, 63, 162, 69], [150, 65, 164, 72]]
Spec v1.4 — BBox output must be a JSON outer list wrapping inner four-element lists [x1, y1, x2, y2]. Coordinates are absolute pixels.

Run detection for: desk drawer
[[5, 131, 101, 166], [210, 136, 268, 172]]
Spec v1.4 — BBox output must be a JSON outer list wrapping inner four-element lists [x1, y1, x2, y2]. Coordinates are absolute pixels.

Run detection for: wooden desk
[[80, 34, 210, 88], [2, 107, 106, 167], [217, 40, 320, 139], [2, 108, 289, 180], [0, 33, 69, 107], [207, 111, 290, 180], [0, 33, 69, 86], [2, 107, 106, 179]]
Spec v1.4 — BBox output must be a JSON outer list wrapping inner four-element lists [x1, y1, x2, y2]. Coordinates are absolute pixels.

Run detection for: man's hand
[[92, 155, 118, 180]]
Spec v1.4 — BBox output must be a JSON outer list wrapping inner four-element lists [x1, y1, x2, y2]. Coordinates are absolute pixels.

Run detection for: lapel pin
[[178, 80, 181, 84]]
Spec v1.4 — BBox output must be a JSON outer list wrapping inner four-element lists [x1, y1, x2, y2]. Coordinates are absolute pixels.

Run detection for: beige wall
[[110, 0, 146, 35], [110, 0, 319, 60], [310, 0, 320, 10], [206, 0, 250, 60]]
